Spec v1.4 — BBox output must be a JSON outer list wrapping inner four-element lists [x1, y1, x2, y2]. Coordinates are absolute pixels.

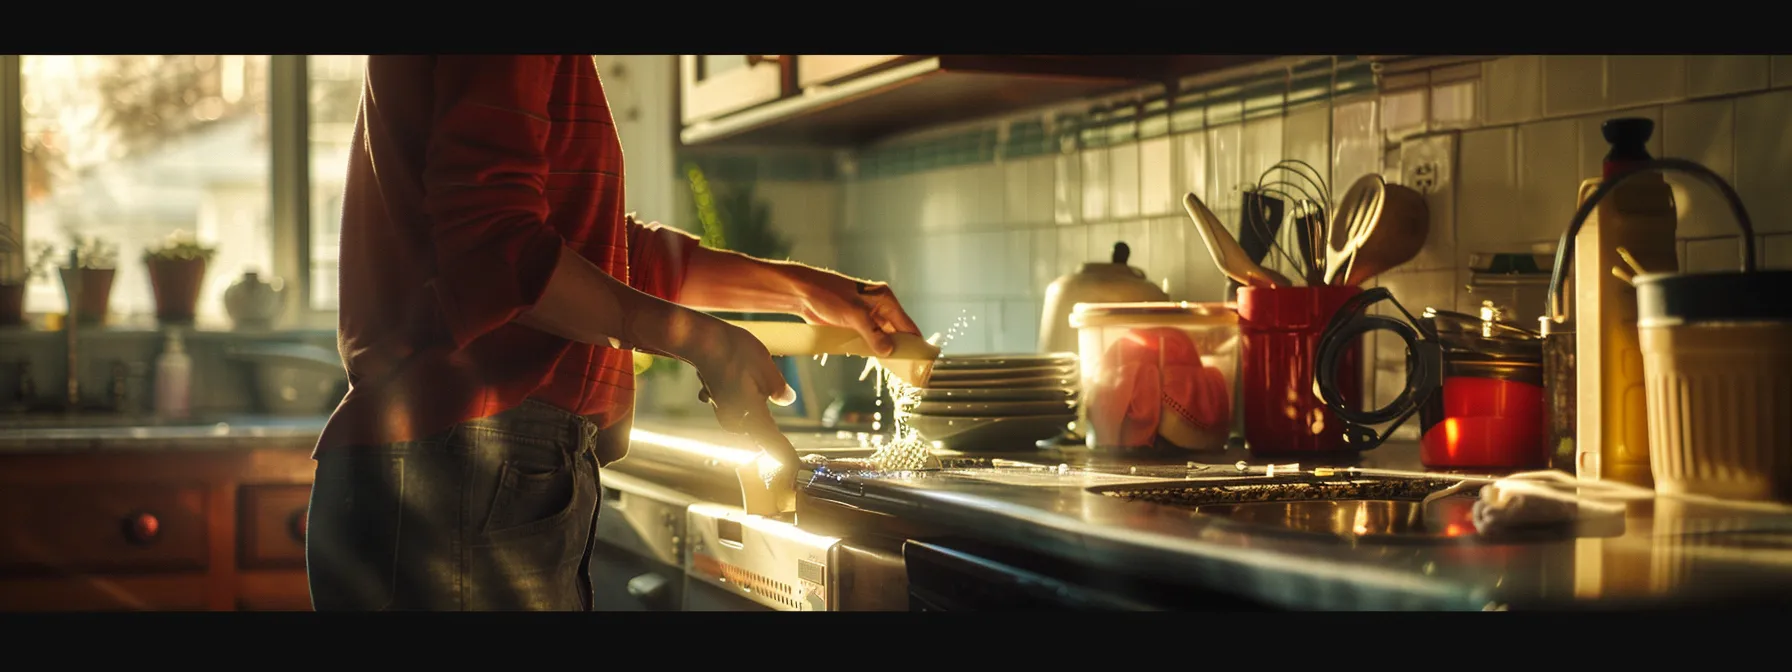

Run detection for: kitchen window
[[15, 55, 275, 326], [0, 55, 370, 329]]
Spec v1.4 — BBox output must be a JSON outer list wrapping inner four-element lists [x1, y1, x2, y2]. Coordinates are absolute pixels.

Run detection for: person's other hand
[[688, 319, 800, 467], [795, 272, 922, 357]]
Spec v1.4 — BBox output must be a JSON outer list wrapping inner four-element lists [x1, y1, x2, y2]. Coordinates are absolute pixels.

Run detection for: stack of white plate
[[901, 353, 1080, 451]]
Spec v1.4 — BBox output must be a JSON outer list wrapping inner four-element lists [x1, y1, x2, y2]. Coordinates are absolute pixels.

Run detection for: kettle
[[1038, 241, 1169, 355]]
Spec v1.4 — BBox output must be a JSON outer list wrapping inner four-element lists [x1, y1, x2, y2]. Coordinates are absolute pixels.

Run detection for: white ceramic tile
[[1030, 228, 1059, 297], [1483, 56, 1543, 126], [1109, 142, 1142, 221], [1283, 104, 1332, 188], [1087, 222, 1120, 261], [1175, 130, 1208, 204], [1053, 153, 1081, 225], [1457, 127, 1517, 248], [1662, 99, 1738, 239], [1081, 148, 1111, 222], [1687, 55, 1771, 98], [972, 163, 1007, 227], [1684, 237, 1743, 273], [1734, 89, 1792, 234], [1206, 123, 1243, 212], [1429, 81, 1478, 129], [962, 231, 1007, 296], [1149, 217, 1190, 299], [1380, 88, 1427, 140], [1001, 299, 1041, 354], [1763, 234, 1792, 269], [1005, 229, 1033, 298], [1332, 99, 1380, 197], [1139, 137, 1175, 217], [1517, 119, 1581, 245], [1575, 106, 1663, 181], [1003, 159, 1031, 227], [1543, 55, 1607, 117], [1241, 115, 1285, 193], [1025, 157, 1053, 224], [1397, 133, 1458, 272], [1057, 224, 1089, 275], [1608, 56, 1685, 107], [1775, 56, 1792, 89]]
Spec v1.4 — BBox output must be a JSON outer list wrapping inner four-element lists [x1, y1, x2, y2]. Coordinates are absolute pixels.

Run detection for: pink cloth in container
[[1088, 327, 1231, 448]]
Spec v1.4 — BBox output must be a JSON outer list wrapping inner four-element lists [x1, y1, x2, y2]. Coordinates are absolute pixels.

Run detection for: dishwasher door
[[590, 471, 696, 611]]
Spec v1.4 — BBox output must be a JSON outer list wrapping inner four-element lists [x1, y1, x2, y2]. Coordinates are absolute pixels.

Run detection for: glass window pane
[[20, 55, 273, 326], [306, 54, 366, 312]]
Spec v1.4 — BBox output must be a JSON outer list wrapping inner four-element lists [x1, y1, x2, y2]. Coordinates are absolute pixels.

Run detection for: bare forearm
[[517, 245, 719, 362], [678, 245, 838, 314]]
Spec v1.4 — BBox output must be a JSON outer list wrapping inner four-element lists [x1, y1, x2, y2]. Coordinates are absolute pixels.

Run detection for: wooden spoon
[[1184, 192, 1293, 289]]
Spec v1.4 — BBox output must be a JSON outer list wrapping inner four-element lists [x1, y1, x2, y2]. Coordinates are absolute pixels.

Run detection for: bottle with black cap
[[1567, 117, 1678, 488]]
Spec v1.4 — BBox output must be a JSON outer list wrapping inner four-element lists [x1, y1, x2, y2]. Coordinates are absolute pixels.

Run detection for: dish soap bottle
[[1573, 117, 1678, 487], [154, 329, 192, 420]]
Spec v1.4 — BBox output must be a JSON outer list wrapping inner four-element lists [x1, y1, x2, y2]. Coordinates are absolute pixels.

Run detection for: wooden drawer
[[238, 484, 311, 569], [238, 569, 313, 611], [0, 484, 209, 575]]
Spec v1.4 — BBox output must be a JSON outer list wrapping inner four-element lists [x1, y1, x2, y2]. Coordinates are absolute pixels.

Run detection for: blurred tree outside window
[[20, 55, 272, 325]]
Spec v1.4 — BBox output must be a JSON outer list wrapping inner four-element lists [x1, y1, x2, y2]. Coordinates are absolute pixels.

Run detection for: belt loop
[[580, 418, 599, 460]]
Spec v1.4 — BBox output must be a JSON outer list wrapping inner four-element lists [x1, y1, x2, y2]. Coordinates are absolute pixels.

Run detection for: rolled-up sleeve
[[626, 217, 701, 304], [422, 55, 567, 349]]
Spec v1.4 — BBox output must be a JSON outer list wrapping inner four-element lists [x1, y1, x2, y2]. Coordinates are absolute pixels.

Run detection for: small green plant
[[0, 225, 59, 285], [143, 229, 217, 263]]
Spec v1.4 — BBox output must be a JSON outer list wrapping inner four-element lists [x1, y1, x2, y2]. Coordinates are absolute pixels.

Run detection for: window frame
[[0, 54, 340, 331]]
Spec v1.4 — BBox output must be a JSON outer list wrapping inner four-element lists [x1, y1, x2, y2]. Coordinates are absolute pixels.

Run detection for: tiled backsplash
[[712, 55, 1792, 426]]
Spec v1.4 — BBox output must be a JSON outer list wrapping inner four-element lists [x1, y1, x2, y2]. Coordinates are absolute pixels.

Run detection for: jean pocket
[[480, 458, 579, 541], [306, 455, 405, 610]]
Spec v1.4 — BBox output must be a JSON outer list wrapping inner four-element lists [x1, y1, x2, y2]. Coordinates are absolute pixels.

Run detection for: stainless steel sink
[[1090, 475, 1580, 544]]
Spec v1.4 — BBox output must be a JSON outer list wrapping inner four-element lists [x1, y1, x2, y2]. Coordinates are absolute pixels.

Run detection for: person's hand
[[793, 271, 922, 357], [687, 319, 800, 467]]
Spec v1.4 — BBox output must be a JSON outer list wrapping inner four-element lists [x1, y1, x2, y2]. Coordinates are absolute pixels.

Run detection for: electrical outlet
[[1398, 133, 1456, 196]]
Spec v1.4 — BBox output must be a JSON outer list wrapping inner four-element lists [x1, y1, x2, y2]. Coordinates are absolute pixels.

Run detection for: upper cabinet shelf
[[678, 55, 1273, 148]]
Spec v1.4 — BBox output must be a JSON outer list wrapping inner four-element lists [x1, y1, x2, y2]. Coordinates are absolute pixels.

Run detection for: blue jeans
[[305, 400, 619, 610]]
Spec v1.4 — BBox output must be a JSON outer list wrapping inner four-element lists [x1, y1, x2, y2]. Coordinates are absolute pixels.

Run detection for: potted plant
[[0, 226, 58, 327], [58, 234, 118, 326], [143, 230, 216, 325]]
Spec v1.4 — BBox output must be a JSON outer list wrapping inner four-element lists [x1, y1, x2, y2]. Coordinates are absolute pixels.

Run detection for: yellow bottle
[[1573, 118, 1678, 488]]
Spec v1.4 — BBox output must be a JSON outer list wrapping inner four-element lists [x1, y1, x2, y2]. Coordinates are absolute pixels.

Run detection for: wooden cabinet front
[[0, 446, 317, 611], [796, 55, 910, 89]]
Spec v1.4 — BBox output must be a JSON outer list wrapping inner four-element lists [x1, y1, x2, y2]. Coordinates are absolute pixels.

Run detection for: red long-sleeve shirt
[[314, 55, 699, 457]]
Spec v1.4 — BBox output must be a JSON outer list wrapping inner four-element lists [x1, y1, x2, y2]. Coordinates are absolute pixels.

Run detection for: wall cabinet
[[0, 447, 316, 611], [678, 54, 1273, 147], [679, 55, 794, 126]]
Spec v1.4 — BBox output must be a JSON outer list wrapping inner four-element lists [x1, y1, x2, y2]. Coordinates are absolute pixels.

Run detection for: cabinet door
[[680, 55, 791, 125], [796, 55, 910, 89]]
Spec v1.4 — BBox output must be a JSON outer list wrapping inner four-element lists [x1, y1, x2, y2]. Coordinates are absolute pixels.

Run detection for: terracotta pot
[[0, 283, 24, 327], [59, 267, 115, 325], [146, 257, 208, 325]]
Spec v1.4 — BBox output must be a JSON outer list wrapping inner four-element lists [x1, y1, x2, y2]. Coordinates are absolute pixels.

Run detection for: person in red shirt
[[304, 55, 920, 611]]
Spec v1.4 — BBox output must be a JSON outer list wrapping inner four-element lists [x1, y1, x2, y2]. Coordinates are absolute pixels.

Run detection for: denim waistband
[[459, 399, 606, 459]]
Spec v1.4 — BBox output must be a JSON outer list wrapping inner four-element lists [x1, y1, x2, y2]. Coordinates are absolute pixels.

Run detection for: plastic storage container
[[1069, 302, 1239, 452]]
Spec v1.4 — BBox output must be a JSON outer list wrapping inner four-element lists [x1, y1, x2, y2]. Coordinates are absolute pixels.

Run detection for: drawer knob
[[288, 509, 309, 542], [123, 511, 160, 545]]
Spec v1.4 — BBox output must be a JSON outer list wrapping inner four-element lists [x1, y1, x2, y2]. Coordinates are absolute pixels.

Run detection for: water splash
[[861, 309, 982, 471]]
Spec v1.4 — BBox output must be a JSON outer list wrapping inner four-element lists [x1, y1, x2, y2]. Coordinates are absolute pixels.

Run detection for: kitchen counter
[[0, 415, 328, 452], [614, 417, 1792, 611]]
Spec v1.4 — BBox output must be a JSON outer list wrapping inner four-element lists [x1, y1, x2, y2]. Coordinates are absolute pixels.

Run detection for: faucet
[[60, 248, 81, 410]]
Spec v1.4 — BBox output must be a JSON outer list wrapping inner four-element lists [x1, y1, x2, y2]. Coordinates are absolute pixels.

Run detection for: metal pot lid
[[1069, 301, 1237, 328], [1423, 307, 1541, 360], [1636, 270, 1792, 327]]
